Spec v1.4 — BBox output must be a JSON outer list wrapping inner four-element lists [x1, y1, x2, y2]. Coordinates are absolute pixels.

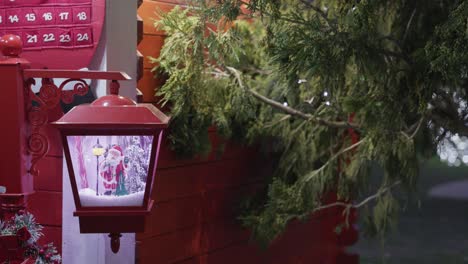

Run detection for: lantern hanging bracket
[[23, 69, 130, 177]]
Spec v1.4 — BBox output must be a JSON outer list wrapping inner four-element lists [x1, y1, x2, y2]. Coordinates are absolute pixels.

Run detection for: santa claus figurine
[[99, 145, 129, 196]]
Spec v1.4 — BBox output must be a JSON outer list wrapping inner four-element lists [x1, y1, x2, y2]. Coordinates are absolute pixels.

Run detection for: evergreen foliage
[[0, 211, 61, 263], [150, 0, 468, 245]]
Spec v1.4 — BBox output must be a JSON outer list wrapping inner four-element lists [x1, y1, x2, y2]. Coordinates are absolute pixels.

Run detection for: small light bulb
[[323, 91, 329, 97], [325, 101, 331, 106], [283, 102, 288, 107]]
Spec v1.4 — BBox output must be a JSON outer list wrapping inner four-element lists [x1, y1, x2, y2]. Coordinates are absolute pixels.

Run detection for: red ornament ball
[[0, 34, 23, 57], [45, 254, 51, 260], [39, 249, 45, 255]]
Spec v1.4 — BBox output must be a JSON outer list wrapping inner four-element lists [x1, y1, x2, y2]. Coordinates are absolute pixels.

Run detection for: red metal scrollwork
[[25, 77, 89, 176]]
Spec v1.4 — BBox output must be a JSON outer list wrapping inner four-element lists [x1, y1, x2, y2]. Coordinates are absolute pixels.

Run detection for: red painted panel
[[137, 69, 163, 103], [154, 158, 259, 202], [138, 34, 164, 70], [27, 191, 62, 226], [157, 133, 258, 170], [199, 220, 249, 253], [138, 0, 184, 36], [0, 64, 31, 194], [43, 104, 64, 157], [138, 195, 203, 239], [202, 186, 258, 220], [173, 257, 200, 264], [137, 227, 202, 264], [139, 185, 262, 240], [40, 124, 63, 157], [200, 243, 264, 264], [35, 156, 62, 191]]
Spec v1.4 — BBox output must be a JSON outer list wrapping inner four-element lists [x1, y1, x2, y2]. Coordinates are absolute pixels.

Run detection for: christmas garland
[[0, 210, 61, 264]]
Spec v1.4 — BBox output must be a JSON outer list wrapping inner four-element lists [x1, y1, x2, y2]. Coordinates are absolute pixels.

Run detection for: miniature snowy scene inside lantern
[[53, 79, 170, 253], [67, 135, 153, 207]]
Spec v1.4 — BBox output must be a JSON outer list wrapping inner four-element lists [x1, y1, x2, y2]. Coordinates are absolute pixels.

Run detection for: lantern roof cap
[[91, 94, 137, 107], [53, 103, 170, 129]]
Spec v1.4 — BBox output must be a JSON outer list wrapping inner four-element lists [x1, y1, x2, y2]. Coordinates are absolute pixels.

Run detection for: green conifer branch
[[226, 66, 358, 129]]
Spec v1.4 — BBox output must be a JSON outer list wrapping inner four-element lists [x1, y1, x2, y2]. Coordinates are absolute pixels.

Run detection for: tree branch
[[226, 66, 359, 129], [300, 138, 365, 183], [311, 180, 401, 212], [298, 0, 337, 31], [402, 8, 417, 44]]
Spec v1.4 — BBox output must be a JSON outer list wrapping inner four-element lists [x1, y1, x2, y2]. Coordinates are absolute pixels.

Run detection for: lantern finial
[[109, 233, 122, 253]]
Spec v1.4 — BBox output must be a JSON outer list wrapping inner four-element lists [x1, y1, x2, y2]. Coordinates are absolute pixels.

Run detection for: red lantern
[[53, 81, 170, 253]]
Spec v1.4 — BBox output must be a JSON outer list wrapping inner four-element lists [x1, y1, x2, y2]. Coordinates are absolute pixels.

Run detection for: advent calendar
[[0, 0, 94, 50]]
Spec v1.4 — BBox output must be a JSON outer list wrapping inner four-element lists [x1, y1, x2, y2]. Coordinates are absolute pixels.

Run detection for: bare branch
[[401, 115, 427, 140], [409, 116, 425, 139], [311, 180, 402, 212], [287, 180, 402, 225], [226, 66, 359, 130], [402, 8, 417, 44], [300, 138, 365, 183]]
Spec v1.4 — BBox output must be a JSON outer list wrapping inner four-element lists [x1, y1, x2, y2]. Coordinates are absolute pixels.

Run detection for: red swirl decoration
[[26, 77, 89, 176], [27, 106, 47, 127], [60, 79, 89, 104], [38, 82, 61, 109]]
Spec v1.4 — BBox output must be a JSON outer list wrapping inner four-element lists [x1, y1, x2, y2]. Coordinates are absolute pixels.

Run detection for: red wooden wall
[[136, 1, 358, 263], [29, 106, 64, 252]]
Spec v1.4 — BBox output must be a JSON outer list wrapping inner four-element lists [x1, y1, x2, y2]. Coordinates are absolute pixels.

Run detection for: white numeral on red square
[[59, 12, 69, 20], [9, 15, 19, 23], [25, 13, 36, 22], [60, 34, 71, 43], [77, 32, 89, 42], [42, 12, 53, 21], [27, 34, 38, 43], [76, 12, 87, 21], [43, 33, 55, 42]]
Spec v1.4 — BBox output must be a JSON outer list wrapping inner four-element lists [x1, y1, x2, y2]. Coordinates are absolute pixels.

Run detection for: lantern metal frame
[[52, 80, 170, 253]]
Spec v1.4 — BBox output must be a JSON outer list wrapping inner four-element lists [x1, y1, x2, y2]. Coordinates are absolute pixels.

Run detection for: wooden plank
[[157, 133, 259, 170], [138, 0, 185, 36], [35, 156, 62, 192], [137, 226, 202, 264], [138, 194, 203, 239], [138, 34, 165, 70], [24, 70, 131, 81], [199, 242, 264, 264], [202, 185, 263, 220], [139, 184, 262, 239], [199, 220, 249, 254], [137, 14, 144, 44], [137, 69, 165, 103], [27, 191, 62, 227], [173, 257, 200, 264], [153, 158, 259, 202], [137, 50, 144, 82]]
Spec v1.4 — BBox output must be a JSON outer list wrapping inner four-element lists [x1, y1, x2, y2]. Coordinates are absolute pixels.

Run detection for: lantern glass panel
[[67, 135, 154, 207]]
